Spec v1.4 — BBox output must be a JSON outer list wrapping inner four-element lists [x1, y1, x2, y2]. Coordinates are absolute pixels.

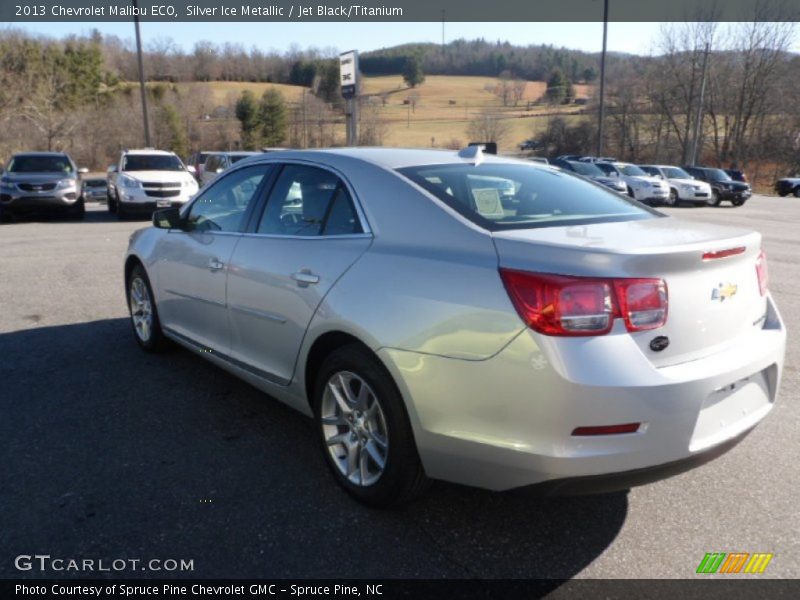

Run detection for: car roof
[[243, 147, 538, 170], [123, 149, 176, 156], [12, 151, 70, 157]]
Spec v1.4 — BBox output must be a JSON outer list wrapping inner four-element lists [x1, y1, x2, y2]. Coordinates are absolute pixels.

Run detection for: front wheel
[[732, 198, 746, 207], [710, 190, 722, 206], [314, 344, 430, 507], [107, 193, 117, 213], [127, 264, 169, 352], [794, 187, 800, 198], [666, 189, 678, 206]]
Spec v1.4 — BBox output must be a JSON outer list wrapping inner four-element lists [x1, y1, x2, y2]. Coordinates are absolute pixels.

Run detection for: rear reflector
[[499, 269, 668, 337], [755, 250, 768, 296], [572, 423, 641, 436], [702, 247, 746, 260]]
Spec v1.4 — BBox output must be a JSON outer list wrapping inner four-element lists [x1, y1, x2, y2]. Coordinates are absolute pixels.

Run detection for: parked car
[[200, 152, 261, 186], [578, 156, 618, 163], [527, 157, 549, 165], [774, 177, 800, 197], [639, 164, 712, 206], [186, 151, 212, 182], [595, 161, 670, 204], [683, 166, 751, 207], [81, 177, 108, 203], [0, 152, 86, 220], [518, 139, 541, 151], [125, 147, 785, 507], [107, 149, 199, 219], [551, 159, 627, 194], [725, 169, 747, 183]]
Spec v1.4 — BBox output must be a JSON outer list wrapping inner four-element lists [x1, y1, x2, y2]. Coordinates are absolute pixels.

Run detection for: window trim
[[246, 159, 372, 239]]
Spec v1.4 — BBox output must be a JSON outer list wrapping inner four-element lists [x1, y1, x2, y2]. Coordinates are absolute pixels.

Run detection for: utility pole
[[690, 42, 710, 166], [132, 0, 151, 147], [596, 0, 609, 157], [441, 10, 446, 52]]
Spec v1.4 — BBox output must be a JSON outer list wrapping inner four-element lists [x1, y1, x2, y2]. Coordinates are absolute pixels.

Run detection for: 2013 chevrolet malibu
[[124, 148, 786, 506]]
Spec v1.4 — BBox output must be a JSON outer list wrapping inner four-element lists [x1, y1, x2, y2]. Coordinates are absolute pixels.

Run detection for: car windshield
[[664, 167, 692, 179], [706, 168, 732, 181], [7, 155, 73, 173], [619, 164, 648, 177], [123, 154, 184, 171], [84, 179, 106, 187], [569, 162, 605, 177], [397, 163, 658, 231]]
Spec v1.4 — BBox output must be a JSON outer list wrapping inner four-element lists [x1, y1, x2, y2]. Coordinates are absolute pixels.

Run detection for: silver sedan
[[124, 148, 786, 506]]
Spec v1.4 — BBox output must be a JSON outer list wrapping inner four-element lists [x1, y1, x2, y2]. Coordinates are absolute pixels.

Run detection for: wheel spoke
[[369, 430, 388, 450], [346, 441, 359, 478], [328, 381, 352, 415], [365, 440, 385, 470], [356, 383, 370, 410], [338, 373, 357, 405], [321, 414, 345, 426], [325, 432, 350, 447], [359, 447, 369, 484]]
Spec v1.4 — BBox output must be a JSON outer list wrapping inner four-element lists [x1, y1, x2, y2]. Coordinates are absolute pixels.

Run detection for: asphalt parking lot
[[1, 196, 798, 581]]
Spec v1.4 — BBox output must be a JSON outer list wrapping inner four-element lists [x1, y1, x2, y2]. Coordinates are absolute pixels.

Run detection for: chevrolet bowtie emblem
[[711, 283, 738, 302]]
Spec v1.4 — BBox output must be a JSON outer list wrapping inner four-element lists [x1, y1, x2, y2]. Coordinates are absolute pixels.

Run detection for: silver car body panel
[[126, 148, 786, 491]]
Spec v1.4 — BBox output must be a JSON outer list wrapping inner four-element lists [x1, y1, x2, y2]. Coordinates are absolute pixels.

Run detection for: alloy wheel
[[129, 276, 153, 342], [320, 371, 389, 487]]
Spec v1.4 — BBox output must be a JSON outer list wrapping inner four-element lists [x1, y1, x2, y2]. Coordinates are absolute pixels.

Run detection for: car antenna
[[457, 145, 484, 166]]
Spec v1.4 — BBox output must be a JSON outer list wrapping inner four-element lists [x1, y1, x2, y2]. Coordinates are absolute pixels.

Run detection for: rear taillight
[[755, 250, 768, 296], [500, 269, 668, 337]]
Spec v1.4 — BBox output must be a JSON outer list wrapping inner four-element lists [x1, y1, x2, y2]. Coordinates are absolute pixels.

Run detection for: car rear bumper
[[380, 294, 785, 492]]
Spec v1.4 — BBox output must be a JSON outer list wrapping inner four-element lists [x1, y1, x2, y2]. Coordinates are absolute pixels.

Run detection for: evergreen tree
[[235, 90, 260, 149], [402, 55, 425, 88], [259, 88, 287, 147], [545, 67, 575, 104], [161, 104, 188, 157]]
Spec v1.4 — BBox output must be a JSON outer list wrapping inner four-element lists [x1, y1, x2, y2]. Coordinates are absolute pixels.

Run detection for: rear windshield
[[123, 154, 184, 171], [84, 179, 106, 187], [569, 161, 605, 177], [7, 155, 73, 173], [397, 163, 658, 231]]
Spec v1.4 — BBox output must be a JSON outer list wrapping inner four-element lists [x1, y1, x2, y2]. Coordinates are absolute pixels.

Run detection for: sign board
[[340, 50, 358, 99]]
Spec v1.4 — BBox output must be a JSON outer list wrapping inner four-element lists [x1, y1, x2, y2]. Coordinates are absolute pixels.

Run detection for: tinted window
[[569, 161, 605, 177], [186, 165, 268, 233], [664, 167, 691, 179], [257, 165, 362, 236], [84, 179, 106, 187], [640, 166, 660, 177], [7, 155, 73, 173], [619, 164, 648, 177], [706, 169, 731, 181], [595, 163, 618, 176], [397, 163, 657, 231], [123, 154, 184, 171]]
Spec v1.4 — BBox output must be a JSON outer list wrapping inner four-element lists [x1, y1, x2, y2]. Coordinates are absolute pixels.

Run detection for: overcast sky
[[5, 22, 679, 55]]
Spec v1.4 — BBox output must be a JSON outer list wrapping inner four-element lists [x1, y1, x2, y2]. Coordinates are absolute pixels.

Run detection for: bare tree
[[466, 112, 511, 144]]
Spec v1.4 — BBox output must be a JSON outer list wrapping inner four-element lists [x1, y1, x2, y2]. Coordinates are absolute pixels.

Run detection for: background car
[[551, 158, 628, 194], [595, 161, 669, 204], [186, 151, 212, 182], [125, 147, 785, 508], [774, 176, 800, 197], [0, 152, 86, 220], [639, 164, 712, 206], [81, 177, 108, 203], [683, 166, 751, 207], [200, 151, 261, 186], [107, 149, 198, 219], [725, 169, 747, 183]]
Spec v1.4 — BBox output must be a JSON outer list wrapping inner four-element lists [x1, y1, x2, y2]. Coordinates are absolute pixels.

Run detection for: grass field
[[152, 75, 595, 152]]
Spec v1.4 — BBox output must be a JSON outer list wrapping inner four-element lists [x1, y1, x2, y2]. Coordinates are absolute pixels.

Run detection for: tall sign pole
[[596, 0, 608, 157], [340, 50, 359, 146], [132, 0, 151, 147]]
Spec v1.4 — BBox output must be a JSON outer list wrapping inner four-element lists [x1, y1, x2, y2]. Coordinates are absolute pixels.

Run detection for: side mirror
[[216, 168, 224, 173], [153, 207, 184, 230], [186, 165, 197, 175], [78, 167, 89, 174]]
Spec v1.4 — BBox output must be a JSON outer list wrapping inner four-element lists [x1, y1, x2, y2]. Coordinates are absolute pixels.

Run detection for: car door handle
[[291, 270, 320, 286], [207, 258, 225, 272]]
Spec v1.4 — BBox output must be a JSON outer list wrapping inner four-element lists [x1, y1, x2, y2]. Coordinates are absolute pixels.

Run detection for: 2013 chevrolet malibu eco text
[[124, 147, 786, 507]]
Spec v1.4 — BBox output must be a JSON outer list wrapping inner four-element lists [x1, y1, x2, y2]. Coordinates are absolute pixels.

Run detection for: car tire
[[778, 192, 787, 197], [313, 343, 430, 507], [69, 198, 85, 220], [117, 202, 128, 220], [107, 193, 117, 213], [627, 186, 635, 199], [732, 198, 746, 207], [667, 189, 678, 207], [794, 187, 800, 198], [710, 190, 722, 206], [127, 264, 169, 353]]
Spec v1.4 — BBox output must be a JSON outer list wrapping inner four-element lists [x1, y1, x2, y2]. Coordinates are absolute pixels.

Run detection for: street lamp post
[[596, 0, 609, 157]]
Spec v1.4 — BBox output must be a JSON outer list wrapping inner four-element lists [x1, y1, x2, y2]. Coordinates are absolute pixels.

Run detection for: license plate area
[[156, 199, 171, 207], [689, 366, 776, 452]]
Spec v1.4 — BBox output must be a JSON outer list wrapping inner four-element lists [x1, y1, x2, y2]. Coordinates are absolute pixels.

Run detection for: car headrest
[[302, 186, 333, 223]]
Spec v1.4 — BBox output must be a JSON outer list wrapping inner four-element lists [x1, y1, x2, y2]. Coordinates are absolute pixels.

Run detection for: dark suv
[[0, 152, 86, 220], [682, 166, 751, 207]]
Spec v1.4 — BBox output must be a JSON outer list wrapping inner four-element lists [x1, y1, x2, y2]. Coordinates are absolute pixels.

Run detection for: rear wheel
[[127, 264, 169, 352], [68, 198, 85, 220], [314, 344, 430, 507], [710, 189, 722, 206], [794, 187, 800, 198]]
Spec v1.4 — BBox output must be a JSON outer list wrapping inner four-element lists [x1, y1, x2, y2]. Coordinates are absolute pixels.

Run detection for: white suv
[[640, 164, 713, 207], [595, 161, 669, 205], [108, 149, 198, 219]]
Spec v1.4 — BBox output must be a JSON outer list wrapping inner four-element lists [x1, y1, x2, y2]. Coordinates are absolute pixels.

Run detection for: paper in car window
[[472, 188, 504, 218]]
